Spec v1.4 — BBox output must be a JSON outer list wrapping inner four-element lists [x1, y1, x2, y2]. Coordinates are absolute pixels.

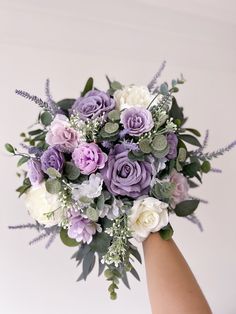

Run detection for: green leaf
[[16, 184, 31, 197], [64, 162, 80, 181], [128, 151, 145, 161], [183, 162, 200, 177], [160, 82, 169, 95], [96, 193, 105, 211], [169, 97, 184, 122], [152, 145, 169, 159], [45, 178, 61, 194], [188, 179, 199, 188], [41, 111, 53, 126], [17, 156, 30, 167], [28, 129, 44, 136], [104, 122, 119, 134], [98, 258, 106, 276], [151, 135, 168, 151], [139, 138, 152, 154], [46, 167, 62, 178], [201, 160, 211, 173], [81, 77, 94, 97], [179, 134, 202, 147], [159, 223, 174, 240], [5, 143, 15, 154], [108, 110, 120, 122], [129, 244, 142, 264], [57, 99, 75, 110], [110, 81, 123, 91], [60, 228, 79, 247], [177, 147, 187, 162], [82, 250, 96, 280], [121, 270, 130, 289], [174, 199, 200, 217], [130, 266, 140, 281], [90, 232, 111, 255], [184, 128, 201, 137]]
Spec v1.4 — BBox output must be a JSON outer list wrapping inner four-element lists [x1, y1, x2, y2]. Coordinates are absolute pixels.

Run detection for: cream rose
[[128, 197, 169, 242], [24, 181, 64, 227], [114, 85, 154, 110]]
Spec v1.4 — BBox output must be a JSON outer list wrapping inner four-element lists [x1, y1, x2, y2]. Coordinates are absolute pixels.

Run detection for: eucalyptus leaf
[[86, 207, 99, 222], [201, 160, 211, 173], [108, 110, 120, 122], [41, 111, 53, 126], [60, 228, 79, 247], [45, 178, 61, 194], [152, 145, 169, 159], [82, 250, 96, 280], [169, 97, 184, 122], [46, 167, 61, 178], [96, 193, 105, 211], [139, 138, 152, 154], [64, 162, 80, 181], [130, 266, 140, 281], [90, 232, 111, 255], [28, 129, 43, 136], [111, 81, 123, 91], [174, 199, 200, 217], [104, 122, 119, 134], [151, 135, 168, 151]]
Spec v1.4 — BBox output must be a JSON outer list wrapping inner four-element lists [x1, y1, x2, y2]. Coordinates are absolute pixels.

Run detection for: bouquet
[[6, 62, 236, 299]]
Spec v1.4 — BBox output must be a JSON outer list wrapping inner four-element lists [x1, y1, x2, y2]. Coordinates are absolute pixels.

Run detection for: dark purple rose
[[27, 159, 44, 185], [100, 144, 154, 199], [40, 147, 64, 173], [71, 90, 115, 121], [120, 107, 154, 136], [167, 133, 178, 159]]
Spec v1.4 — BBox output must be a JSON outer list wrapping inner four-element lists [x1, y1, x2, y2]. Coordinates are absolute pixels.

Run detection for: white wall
[[0, 1, 236, 313]]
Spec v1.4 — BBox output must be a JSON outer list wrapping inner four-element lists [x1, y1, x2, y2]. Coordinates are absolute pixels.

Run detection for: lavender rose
[[71, 90, 115, 120], [27, 159, 44, 185], [120, 107, 154, 136], [100, 144, 154, 198], [68, 211, 98, 244], [167, 133, 178, 159], [40, 147, 64, 174], [72, 142, 107, 175], [170, 169, 189, 207], [46, 114, 79, 153]]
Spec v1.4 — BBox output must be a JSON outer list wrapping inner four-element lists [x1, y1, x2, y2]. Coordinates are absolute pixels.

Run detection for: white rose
[[128, 197, 169, 242], [24, 181, 64, 227], [114, 85, 155, 110], [71, 173, 103, 201]]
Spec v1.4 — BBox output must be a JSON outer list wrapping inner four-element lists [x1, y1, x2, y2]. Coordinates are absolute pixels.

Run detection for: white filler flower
[[128, 197, 169, 242], [25, 181, 64, 227], [72, 173, 103, 201], [114, 85, 154, 110]]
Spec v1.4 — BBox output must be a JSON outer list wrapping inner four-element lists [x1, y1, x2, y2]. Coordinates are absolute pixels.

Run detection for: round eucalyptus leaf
[[64, 162, 80, 181], [41, 111, 53, 126], [86, 207, 99, 222], [178, 147, 187, 162], [151, 135, 168, 151], [108, 110, 120, 122], [45, 178, 61, 194], [139, 139, 152, 154], [46, 167, 61, 178], [152, 145, 169, 159], [104, 122, 119, 134]]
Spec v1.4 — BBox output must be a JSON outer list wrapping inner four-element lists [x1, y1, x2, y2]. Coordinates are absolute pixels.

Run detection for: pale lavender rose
[[72, 142, 107, 175], [40, 147, 64, 174], [167, 133, 178, 159], [68, 211, 97, 244], [170, 169, 189, 208], [27, 159, 44, 185], [120, 107, 154, 136], [46, 114, 79, 153], [100, 144, 153, 199], [71, 90, 115, 121]]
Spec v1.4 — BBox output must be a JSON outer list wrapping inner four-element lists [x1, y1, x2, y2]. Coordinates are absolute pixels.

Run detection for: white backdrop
[[0, 1, 236, 313]]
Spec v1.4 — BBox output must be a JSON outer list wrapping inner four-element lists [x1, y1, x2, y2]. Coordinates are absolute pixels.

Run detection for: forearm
[[143, 233, 212, 314]]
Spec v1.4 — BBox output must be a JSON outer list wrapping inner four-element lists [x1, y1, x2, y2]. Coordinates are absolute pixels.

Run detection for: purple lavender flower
[[71, 90, 115, 120], [68, 211, 97, 244], [166, 133, 178, 159], [27, 159, 44, 185], [100, 144, 153, 199], [120, 107, 154, 136], [40, 147, 64, 173]]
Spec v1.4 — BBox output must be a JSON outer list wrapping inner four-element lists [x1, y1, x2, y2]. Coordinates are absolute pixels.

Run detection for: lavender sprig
[[147, 60, 166, 92], [185, 214, 203, 232], [210, 168, 222, 173], [45, 79, 60, 114], [15, 89, 55, 115], [198, 140, 236, 161], [193, 130, 209, 155]]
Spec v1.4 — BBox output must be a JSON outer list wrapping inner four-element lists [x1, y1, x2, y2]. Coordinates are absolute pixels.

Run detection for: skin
[[142, 233, 212, 314]]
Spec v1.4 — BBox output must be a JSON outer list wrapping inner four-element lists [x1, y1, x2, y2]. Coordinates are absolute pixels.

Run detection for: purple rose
[[72, 142, 107, 175], [40, 147, 64, 174], [100, 144, 153, 199], [167, 133, 178, 159], [27, 159, 44, 185], [68, 211, 97, 244], [46, 114, 79, 153], [120, 107, 154, 136], [170, 169, 189, 208], [71, 90, 115, 121]]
